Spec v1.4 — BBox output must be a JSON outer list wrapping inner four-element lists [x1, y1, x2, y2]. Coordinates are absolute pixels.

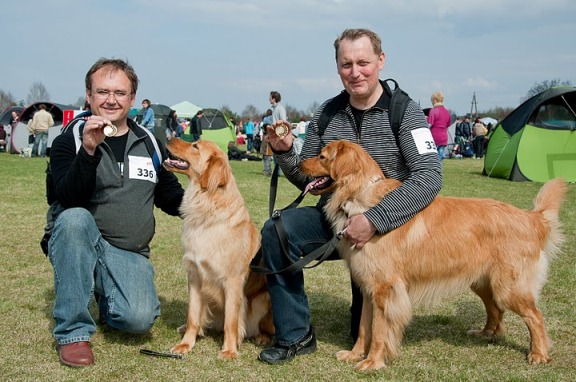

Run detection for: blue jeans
[[246, 134, 254, 152], [261, 206, 334, 346], [48, 208, 160, 345], [32, 131, 48, 157], [437, 145, 446, 160]]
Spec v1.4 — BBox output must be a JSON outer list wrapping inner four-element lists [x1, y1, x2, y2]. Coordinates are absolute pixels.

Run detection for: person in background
[[190, 110, 203, 142], [270, 91, 286, 123], [291, 127, 303, 155], [454, 117, 462, 143], [10, 110, 20, 126], [456, 116, 472, 146], [296, 116, 308, 139], [28, 103, 54, 157], [260, 109, 274, 176], [227, 141, 262, 161], [0, 124, 6, 152], [257, 28, 441, 365], [166, 110, 179, 141], [244, 116, 255, 153], [472, 117, 488, 159], [427, 91, 451, 161], [47, 58, 185, 367], [140, 99, 155, 133], [8, 111, 23, 151]]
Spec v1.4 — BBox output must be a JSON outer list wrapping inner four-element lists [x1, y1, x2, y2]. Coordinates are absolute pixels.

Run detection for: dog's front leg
[[219, 279, 246, 359], [336, 290, 371, 363], [171, 272, 203, 354], [355, 279, 411, 371]]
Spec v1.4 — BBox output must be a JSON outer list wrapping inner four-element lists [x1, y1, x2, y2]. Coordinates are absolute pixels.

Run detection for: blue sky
[[3, 0, 575, 117]]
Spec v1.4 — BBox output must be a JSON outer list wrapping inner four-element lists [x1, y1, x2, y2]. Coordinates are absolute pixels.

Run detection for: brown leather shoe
[[58, 342, 95, 367]]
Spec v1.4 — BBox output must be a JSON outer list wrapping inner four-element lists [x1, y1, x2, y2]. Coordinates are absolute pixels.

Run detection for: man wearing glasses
[[47, 58, 185, 367]]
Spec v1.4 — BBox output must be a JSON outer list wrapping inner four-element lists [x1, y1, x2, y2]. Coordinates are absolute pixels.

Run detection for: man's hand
[[343, 214, 377, 249], [266, 121, 293, 153], [82, 116, 111, 156]]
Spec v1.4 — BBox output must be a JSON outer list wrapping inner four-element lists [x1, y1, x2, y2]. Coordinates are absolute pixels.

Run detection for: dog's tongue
[[304, 176, 330, 194], [163, 158, 189, 170]]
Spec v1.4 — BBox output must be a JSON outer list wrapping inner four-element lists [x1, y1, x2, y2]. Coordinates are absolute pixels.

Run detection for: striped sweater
[[275, 87, 443, 235]]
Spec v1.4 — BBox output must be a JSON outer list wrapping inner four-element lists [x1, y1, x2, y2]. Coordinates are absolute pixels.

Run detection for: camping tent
[[136, 103, 174, 147], [183, 108, 235, 152], [171, 101, 202, 119], [484, 86, 576, 182], [7, 102, 73, 155]]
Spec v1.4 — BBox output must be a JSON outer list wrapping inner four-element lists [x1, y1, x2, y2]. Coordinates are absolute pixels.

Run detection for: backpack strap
[[383, 78, 411, 142], [137, 125, 163, 173], [317, 91, 348, 136]]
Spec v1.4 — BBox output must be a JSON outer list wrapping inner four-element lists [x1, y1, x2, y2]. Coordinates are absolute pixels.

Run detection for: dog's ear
[[330, 141, 360, 181], [200, 154, 230, 192]]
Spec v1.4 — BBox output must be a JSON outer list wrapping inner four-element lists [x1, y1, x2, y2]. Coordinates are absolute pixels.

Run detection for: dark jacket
[[456, 121, 472, 140], [49, 118, 184, 256]]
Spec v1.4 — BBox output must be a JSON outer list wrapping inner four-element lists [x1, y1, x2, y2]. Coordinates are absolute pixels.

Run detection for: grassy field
[[0, 151, 575, 381]]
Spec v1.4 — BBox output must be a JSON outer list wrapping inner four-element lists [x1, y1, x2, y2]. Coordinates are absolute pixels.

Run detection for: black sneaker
[[258, 326, 317, 364]]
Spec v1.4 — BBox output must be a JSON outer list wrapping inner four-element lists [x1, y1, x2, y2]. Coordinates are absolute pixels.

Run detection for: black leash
[[250, 164, 341, 275], [139, 349, 183, 359]]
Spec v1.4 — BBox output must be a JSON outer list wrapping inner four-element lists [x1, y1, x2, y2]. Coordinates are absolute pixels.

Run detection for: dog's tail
[[533, 177, 567, 258]]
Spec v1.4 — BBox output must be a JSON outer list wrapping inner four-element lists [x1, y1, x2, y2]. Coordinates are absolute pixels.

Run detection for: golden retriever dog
[[300, 140, 566, 371], [163, 139, 274, 359]]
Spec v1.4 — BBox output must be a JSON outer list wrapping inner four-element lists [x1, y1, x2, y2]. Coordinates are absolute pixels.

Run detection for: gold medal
[[103, 124, 117, 137], [274, 123, 289, 137]]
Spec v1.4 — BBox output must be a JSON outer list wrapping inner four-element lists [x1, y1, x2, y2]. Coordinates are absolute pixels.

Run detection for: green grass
[[1, 152, 575, 381]]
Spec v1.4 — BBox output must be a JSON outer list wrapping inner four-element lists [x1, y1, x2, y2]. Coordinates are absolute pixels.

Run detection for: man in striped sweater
[[258, 28, 442, 364]]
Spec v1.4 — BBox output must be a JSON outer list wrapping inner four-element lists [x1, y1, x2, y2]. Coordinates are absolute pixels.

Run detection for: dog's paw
[[467, 328, 499, 338], [354, 358, 386, 372], [336, 350, 363, 363], [171, 342, 194, 355], [218, 349, 239, 360], [253, 333, 272, 346], [528, 352, 551, 364]]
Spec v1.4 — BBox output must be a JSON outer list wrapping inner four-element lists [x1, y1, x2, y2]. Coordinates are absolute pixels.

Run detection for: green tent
[[182, 108, 235, 152], [484, 87, 576, 182]]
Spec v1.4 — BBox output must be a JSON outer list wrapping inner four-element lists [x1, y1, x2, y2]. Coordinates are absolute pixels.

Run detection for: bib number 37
[[411, 128, 438, 155]]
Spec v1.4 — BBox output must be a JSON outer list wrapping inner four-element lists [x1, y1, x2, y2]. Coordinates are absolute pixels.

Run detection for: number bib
[[128, 155, 157, 183], [411, 128, 437, 155]]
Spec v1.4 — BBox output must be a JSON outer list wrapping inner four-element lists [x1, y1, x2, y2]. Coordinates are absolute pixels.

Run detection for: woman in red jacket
[[427, 91, 451, 161]]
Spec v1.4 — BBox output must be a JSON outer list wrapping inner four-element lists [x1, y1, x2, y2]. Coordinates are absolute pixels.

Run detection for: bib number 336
[[128, 155, 158, 183]]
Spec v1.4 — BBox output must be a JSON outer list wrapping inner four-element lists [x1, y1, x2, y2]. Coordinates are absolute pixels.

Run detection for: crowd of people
[[425, 92, 493, 160]]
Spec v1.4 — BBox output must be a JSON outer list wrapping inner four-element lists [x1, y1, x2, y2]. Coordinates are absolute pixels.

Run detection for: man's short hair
[[334, 28, 382, 61], [270, 91, 281, 103]]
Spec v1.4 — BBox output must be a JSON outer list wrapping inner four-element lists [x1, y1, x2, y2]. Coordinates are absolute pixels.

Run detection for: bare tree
[[522, 79, 572, 102], [285, 105, 302, 123], [0, 89, 17, 112], [220, 105, 240, 125], [26, 81, 51, 104], [241, 104, 260, 121], [305, 101, 320, 118]]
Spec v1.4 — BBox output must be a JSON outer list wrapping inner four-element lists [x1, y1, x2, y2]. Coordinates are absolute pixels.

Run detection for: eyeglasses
[[92, 89, 132, 101]]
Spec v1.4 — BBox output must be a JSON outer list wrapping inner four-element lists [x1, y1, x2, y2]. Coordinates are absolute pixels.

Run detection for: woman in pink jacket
[[427, 91, 451, 161]]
